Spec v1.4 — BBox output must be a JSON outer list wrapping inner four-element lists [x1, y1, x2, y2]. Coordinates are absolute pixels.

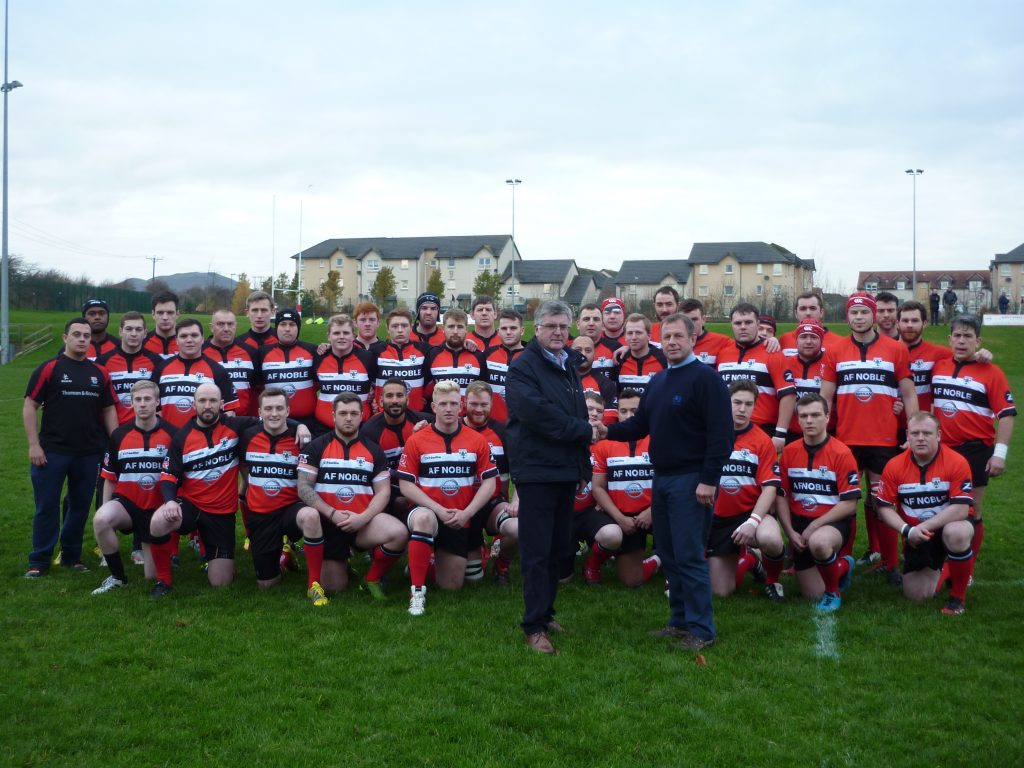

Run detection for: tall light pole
[[905, 168, 923, 299], [296, 184, 312, 313], [505, 178, 521, 308], [1, 0, 23, 364]]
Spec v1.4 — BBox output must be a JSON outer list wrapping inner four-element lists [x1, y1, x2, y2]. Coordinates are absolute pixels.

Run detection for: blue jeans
[[653, 472, 716, 641], [29, 452, 101, 569]]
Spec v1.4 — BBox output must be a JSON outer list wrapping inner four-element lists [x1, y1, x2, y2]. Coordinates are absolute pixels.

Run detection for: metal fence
[[10, 278, 152, 313]]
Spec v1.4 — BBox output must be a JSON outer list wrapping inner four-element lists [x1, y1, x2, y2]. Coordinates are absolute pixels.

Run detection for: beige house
[[290, 235, 520, 309], [686, 242, 815, 317], [613, 260, 690, 311], [858, 270, 992, 314], [990, 242, 1024, 312]]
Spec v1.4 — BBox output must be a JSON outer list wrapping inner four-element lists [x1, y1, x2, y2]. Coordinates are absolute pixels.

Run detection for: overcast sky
[[8, 1, 1023, 292]]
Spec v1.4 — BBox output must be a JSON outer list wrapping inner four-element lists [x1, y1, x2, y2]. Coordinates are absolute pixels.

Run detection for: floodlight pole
[[905, 168, 923, 299], [1, 0, 23, 364], [505, 178, 521, 307]]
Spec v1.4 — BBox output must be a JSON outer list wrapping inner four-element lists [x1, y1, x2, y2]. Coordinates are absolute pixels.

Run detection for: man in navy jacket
[[507, 300, 596, 655]]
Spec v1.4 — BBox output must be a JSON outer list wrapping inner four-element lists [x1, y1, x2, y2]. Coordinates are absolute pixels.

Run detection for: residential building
[[612, 260, 691, 311], [858, 270, 992, 314], [499, 259, 579, 306], [990, 242, 1024, 312]]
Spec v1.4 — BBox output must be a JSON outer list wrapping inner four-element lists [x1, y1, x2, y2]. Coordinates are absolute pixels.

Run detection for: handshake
[[591, 422, 608, 443]]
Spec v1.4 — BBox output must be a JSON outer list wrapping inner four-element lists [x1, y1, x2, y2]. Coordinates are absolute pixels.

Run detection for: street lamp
[[505, 178, 520, 308], [905, 168, 923, 298], [1, 0, 22, 364]]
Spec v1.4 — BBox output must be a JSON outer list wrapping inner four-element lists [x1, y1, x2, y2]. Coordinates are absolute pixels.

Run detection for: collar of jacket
[[524, 337, 583, 370]]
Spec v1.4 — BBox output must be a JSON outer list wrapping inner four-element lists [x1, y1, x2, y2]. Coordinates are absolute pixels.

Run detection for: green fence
[[10, 278, 152, 313]]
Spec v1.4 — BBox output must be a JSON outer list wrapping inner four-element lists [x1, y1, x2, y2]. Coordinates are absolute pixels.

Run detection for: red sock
[[642, 554, 661, 582], [937, 561, 951, 589], [735, 550, 757, 588], [878, 523, 899, 571], [304, 537, 324, 588], [969, 519, 984, 575], [366, 545, 401, 583], [763, 552, 785, 584], [585, 542, 615, 573], [151, 539, 174, 585], [407, 533, 433, 588], [495, 555, 511, 576], [947, 549, 973, 601], [816, 553, 849, 594]]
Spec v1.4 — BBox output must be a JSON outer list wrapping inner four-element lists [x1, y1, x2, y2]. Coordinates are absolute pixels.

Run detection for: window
[[300, 262, 306, 270], [366, 259, 380, 271], [772, 285, 783, 298], [969, 280, 982, 291], [755, 284, 763, 296], [940, 280, 950, 289], [449, 270, 455, 279], [335, 257, 344, 267], [896, 280, 906, 290], [756, 263, 763, 274], [724, 285, 734, 297], [543, 283, 553, 296], [699, 265, 709, 275], [478, 257, 492, 269], [772, 264, 783, 276], [1000, 264, 1011, 275], [724, 263, 734, 275], [401, 259, 409, 270], [698, 285, 709, 297], [448, 257, 456, 268], [865, 281, 878, 292], [401, 280, 409, 291]]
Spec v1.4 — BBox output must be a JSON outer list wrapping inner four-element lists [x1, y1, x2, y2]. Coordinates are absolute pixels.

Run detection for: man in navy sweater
[[604, 312, 732, 650]]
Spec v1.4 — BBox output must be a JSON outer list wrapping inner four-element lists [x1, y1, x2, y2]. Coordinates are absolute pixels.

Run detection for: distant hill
[[117, 272, 237, 293]]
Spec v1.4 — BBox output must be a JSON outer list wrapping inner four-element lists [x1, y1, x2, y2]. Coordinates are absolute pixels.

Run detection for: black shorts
[[619, 522, 649, 555], [573, 506, 616, 544], [385, 492, 413, 522], [904, 518, 978, 574], [243, 502, 305, 580], [321, 515, 355, 562], [111, 495, 165, 545], [706, 512, 754, 558], [406, 506, 475, 558], [850, 445, 901, 476], [952, 441, 993, 488], [790, 513, 852, 572], [178, 500, 236, 560]]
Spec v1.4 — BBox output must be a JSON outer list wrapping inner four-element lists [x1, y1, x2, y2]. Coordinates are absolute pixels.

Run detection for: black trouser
[[517, 481, 577, 635]]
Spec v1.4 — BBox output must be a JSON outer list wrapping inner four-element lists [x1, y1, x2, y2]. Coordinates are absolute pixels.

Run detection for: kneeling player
[[708, 381, 783, 598], [876, 412, 975, 615], [398, 380, 497, 615], [297, 393, 408, 599], [240, 387, 329, 606], [91, 381, 177, 594], [777, 394, 861, 612]]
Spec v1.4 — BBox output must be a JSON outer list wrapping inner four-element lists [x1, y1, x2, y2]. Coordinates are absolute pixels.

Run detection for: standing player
[[612, 313, 667, 399], [707, 381, 783, 598], [374, 309, 428, 411], [897, 300, 950, 418], [829, 292, 917, 581], [90, 381, 177, 594], [931, 314, 1015, 576], [874, 292, 900, 339], [144, 291, 180, 359], [592, 297, 627, 376], [480, 309, 525, 423], [205, 309, 257, 416], [757, 316, 776, 341], [411, 292, 445, 348], [876, 412, 976, 615], [467, 296, 500, 352], [781, 322, 835, 441], [257, 309, 318, 425], [155, 318, 238, 430], [82, 299, 119, 359], [776, 395, 860, 611], [424, 308, 481, 402], [296, 392, 407, 599], [716, 302, 796, 452], [650, 286, 680, 347], [576, 303, 604, 346], [314, 314, 376, 428], [572, 335, 618, 424], [398, 380, 498, 615], [98, 312, 162, 425], [239, 388, 329, 605], [236, 290, 278, 353], [353, 302, 383, 351], [778, 291, 832, 357], [679, 299, 731, 367], [23, 318, 118, 577]]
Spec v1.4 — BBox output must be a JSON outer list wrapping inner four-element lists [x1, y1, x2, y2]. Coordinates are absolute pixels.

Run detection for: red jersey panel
[[361, 410, 432, 491], [829, 332, 911, 447], [143, 332, 178, 360], [714, 425, 781, 519], [239, 425, 304, 513], [314, 349, 376, 427], [592, 334, 624, 377], [592, 436, 653, 515], [204, 341, 257, 417], [88, 334, 119, 361], [97, 347, 162, 424], [693, 330, 730, 367], [481, 345, 522, 422], [155, 354, 239, 430], [424, 346, 481, 400], [717, 340, 796, 427], [397, 425, 498, 517], [101, 418, 177, 509], [411, 325, 445, 349], [298, 434, 389, 514], [465, 419, 509, 499], [257, 341, 318, 419], [779, 436, 861, 519], [236, 329, 278, 355], [783, 352, 835, 433], [931, 359, 1016, 446], [877, 446, 974, 523], [905, 340, 951, 416], [613, 348, 667, 399], [374, 341, 427, 412], [467, 329, 500, 353]]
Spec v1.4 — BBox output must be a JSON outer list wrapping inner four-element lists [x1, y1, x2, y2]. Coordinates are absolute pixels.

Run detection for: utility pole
[[145, 255, 163, 287]]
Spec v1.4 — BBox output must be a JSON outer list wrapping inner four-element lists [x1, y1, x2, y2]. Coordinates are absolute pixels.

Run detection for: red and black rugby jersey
[[467, 329, 500, 353], [783, 351, 835, 433], [361, 410, 431, 490], [424, 345, 481, 400], [778, 327, 832, 358], [97, 347, 162, 424], [239, 424, 303, 513], [257, 341, 318, 419], [877, 445, 974, 523], [779, 436, 861, 519], [374, 341, 427, 411], [465, 418, 509, 499], [931, 359, 1016, 446], [717, 340, 796, 427], [88, 334, 120, 361], [314, 348, 377, 427], [592, 334, 624, 377], [828, 332, 911, 448], [25, 354, 116, 455], [143, 331, 178, 360], [481, 345, 522, 422], [693, 330, 731, 368], [235, 328, 278, 356], [155, 354, 239, 430], [411, 325, 445, 349], [298, 434, 389, 514], [714, 424, 781, 519], [101, 418, 177, 509], [592, 436, 653, 515], [397, 424, 498, 516], [613, 348, 667, 399], [580, 370, 619, 425], [904, 339, 951, 417], [204, 340, 257, 416]]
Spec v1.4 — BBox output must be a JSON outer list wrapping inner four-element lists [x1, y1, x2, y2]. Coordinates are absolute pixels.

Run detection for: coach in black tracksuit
[[506, 300, 594, 655]]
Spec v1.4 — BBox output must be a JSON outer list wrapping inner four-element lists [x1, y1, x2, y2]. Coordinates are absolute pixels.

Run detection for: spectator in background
[[929, 290, 941, 326], [942, 287, 958, 322], [998, 292, 1010, 314]]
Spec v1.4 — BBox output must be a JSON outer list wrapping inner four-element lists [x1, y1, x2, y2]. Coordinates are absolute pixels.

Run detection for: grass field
[[2, 311, 1022, 767]]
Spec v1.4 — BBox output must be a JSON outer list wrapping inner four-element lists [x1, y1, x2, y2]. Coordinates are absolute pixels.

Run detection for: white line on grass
[[813, 614, 839, 661]]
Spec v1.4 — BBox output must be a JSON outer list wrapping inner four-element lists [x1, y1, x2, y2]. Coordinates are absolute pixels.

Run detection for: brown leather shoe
[[547, 620, 564, 634], [524, 631, 556, 655]]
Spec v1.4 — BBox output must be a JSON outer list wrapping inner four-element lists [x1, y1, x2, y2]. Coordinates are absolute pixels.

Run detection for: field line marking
[[813, 614, 840, 661]]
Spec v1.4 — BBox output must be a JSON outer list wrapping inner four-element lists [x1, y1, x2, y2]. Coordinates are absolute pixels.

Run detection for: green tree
[[322, 270, 342, 312], [370, 266, 397, 307], [231, 273, 252, 314], [426, 268, 445, 297], [473, 270, 504, 301]]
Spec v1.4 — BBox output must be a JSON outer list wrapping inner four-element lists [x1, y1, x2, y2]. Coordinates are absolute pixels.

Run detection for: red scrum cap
[[846, 292, 877, 317], [796, 322, 825, 340]]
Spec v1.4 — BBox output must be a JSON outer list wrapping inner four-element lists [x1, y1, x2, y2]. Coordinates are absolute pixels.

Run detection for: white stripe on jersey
[[244, 451, 299, 466], [248, 476, 298, 489], [182, 438, 239, 465]]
